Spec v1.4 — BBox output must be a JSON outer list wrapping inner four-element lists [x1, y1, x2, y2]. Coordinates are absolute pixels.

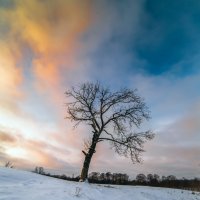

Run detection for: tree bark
[[80, 135, 98, 181]]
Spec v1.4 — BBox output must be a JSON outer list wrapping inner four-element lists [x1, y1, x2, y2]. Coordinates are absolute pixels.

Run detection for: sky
[[0, 0, 200, 179]]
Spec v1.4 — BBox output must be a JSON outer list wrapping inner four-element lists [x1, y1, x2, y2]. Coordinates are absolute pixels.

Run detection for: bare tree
[[34, 166, 45, 174], [5, 161, 14, 168], [147, 173, 154, 182], [136, 173, 147, 183], [65, 82, 154, 181]]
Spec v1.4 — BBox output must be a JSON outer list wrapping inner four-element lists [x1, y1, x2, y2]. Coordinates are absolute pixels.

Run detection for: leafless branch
[[99, 131, 154, 163], [65, 82, 154, 163]]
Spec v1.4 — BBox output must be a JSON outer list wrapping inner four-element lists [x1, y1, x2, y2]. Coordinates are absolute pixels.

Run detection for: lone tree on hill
[[65, 82, 154, 181]]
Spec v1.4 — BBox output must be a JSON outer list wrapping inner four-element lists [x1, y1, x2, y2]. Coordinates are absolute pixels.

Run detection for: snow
[[0, 167, 199, 200]]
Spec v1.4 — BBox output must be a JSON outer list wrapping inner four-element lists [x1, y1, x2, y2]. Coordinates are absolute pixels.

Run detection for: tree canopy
[[65, 82, 154, 181]]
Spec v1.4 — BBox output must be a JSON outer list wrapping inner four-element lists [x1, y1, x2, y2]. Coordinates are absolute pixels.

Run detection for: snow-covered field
[[0, 167, 199, 200]]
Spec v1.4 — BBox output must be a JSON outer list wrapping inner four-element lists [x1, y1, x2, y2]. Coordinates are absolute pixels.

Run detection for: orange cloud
[[2, 0, 92, 91], [0, 45, 24, 117], [0, 45, 23, 97], [0, 8, 24, 117], [0, 130, 17, 143]]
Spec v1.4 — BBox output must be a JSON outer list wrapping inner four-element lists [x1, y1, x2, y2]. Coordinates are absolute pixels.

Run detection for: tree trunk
[[80, 135, 98, 181]]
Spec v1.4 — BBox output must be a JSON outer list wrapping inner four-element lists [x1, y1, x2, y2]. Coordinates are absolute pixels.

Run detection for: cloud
[[127, 74, 200, 178], [0, 43, 24, 115], [0, 0, 93, 112], [11, 0, 91, 89], [77, 0, 146, 85], [130, 72, 200, 124], [0, 127, 75, 170], [0, 130, 17, 143]]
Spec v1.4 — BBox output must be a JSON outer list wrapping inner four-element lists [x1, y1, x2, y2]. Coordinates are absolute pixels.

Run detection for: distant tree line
[[32, 166, 79, 182], [134, 173, 200, 191], [33, 167, 200, 191], [88, 172, 129, 185]]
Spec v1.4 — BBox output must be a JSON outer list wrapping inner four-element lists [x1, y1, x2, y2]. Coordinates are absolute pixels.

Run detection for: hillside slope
[[0, 167, 199, 200]]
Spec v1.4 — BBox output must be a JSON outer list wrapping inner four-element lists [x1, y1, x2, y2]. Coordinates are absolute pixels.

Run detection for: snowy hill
[[0, 167, 199, 200]]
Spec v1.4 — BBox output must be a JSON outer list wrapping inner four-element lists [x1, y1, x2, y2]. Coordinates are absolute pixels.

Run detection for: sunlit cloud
[[0, 130, 17, 144], [0, 128, 74, 169], [11, 0, 91, 89]]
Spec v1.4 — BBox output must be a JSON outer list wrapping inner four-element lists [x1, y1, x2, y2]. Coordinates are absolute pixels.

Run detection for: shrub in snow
[[74, 187, 81, 197]]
